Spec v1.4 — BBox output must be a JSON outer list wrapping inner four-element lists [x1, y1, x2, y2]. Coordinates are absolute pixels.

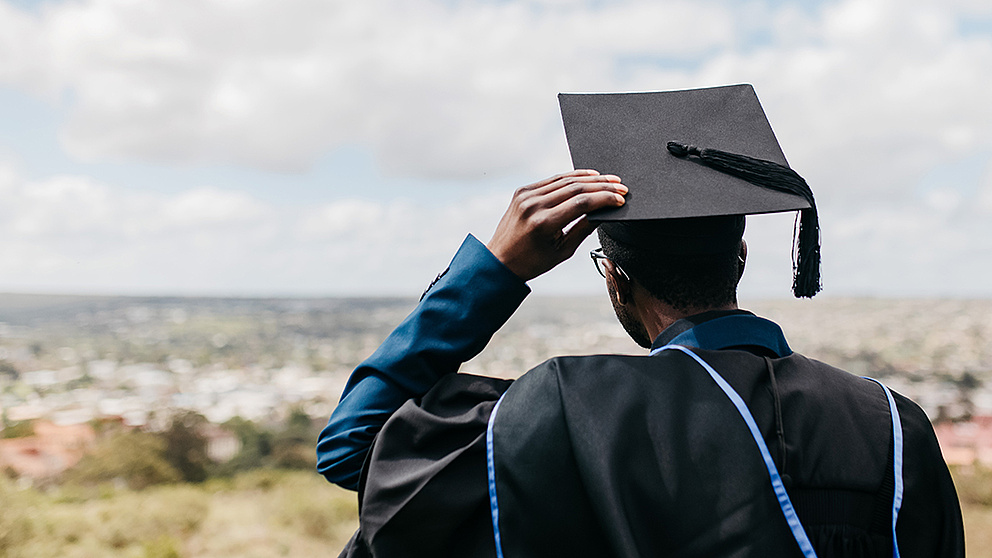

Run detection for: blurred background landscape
[[1, 294, 991, 557]]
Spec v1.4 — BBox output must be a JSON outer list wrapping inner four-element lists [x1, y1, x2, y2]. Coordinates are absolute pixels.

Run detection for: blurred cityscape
[[1, 294, 991, 482]]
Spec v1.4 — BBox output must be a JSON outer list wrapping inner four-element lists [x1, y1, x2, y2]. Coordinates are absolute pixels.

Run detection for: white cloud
[[161, 188, 270, 227], [296, 199, 386, 239], [2, 0, 989, 186], [0, 0, 740, 175], [1, 0, 991, 295], [0, 151, 989, 297], [0, 159, 511, 294], [978, 162, 992, 213]]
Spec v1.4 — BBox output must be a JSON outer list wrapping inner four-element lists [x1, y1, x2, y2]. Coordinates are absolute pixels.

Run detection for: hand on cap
[[487, 170, 627, 282]]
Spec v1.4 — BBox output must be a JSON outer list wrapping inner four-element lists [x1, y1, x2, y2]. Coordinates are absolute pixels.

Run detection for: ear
[[737, 239, 748, 281], [607, 262, 632, 306]]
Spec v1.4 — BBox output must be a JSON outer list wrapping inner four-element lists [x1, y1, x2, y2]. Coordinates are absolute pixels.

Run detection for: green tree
[[162, 411, 210, 483], [218, 416, 272, 473], [271, 407, 318, 470], [66, 430, 180, 489]]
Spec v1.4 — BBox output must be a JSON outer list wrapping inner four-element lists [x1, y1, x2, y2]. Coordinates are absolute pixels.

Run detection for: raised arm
[[316, 171, 626, 489]]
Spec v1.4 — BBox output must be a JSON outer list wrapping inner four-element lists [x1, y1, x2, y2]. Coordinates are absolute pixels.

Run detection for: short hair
[[598, 228, 741, 313]]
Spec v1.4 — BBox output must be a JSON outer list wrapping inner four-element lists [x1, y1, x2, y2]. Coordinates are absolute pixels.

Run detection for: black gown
[[340, 348, 964, 558]]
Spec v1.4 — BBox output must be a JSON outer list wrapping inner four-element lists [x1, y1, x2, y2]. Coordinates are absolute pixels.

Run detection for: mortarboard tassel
[[667, 141, 821, 298]]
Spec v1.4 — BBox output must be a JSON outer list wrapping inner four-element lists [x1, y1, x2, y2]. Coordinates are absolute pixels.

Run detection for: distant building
[[0, 420, 96, 481], [933, 415, 992, 467]]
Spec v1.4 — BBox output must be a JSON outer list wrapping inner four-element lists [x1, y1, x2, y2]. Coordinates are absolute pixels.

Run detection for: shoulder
[[755, 352, 937, 443], [888, 388, 945, 463], [501, 353, 678, 408], [516, 351, 695, 384], [774, 351, 898, 403], [889, 388, 934, 433], [499, 351, 723, 436], [496, 353, 656, 426]]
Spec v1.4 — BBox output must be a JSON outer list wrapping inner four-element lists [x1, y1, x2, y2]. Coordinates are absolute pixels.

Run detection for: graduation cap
[[559, 83, 821, 298]]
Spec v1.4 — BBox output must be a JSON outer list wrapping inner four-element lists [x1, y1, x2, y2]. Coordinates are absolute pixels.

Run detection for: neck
[[634, 284, 738, 344]]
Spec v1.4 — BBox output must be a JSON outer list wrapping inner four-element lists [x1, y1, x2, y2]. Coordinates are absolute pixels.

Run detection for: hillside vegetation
[[0, 466, 989, 557], [0, 470, 357, 558]]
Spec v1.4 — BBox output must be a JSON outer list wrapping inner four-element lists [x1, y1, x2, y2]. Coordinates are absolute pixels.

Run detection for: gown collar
[[650, 309, 792, 357]]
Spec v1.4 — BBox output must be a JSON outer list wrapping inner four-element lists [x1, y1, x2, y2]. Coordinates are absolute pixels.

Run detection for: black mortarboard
[[559, 84, 821, 297]]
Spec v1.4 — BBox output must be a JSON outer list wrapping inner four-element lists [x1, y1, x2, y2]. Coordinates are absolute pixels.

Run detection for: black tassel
[[667, 141, 821, 298]]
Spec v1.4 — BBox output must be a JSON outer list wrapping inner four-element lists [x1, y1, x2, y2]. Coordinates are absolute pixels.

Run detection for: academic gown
[[318, 235, 964, 558]]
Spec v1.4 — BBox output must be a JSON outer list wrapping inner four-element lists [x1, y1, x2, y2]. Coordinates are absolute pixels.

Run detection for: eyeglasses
[[590, 248, 629, 280]]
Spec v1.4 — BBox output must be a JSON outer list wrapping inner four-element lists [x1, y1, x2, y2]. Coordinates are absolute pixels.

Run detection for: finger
[[510, 178, 624, 224], [519, 177, 626, 219], [531, 172, 622, 197], [521, 170, 602, 194], [541, 190, 626, 231], [534, 178, 628, 210]]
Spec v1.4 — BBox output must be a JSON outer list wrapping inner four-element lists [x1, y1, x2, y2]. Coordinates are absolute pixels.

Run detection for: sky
[[0, 0, 991, 298]]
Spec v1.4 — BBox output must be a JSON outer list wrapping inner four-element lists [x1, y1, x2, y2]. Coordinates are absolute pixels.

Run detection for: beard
[[609, 288, 653, 349]]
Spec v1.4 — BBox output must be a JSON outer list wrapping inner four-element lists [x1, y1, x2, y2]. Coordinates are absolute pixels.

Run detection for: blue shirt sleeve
[[316, 234, 531, 490]]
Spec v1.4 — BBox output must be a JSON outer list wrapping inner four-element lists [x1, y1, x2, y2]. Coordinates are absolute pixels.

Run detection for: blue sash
[[486, 345, 904, 557], [487, 395, 507, 558]]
